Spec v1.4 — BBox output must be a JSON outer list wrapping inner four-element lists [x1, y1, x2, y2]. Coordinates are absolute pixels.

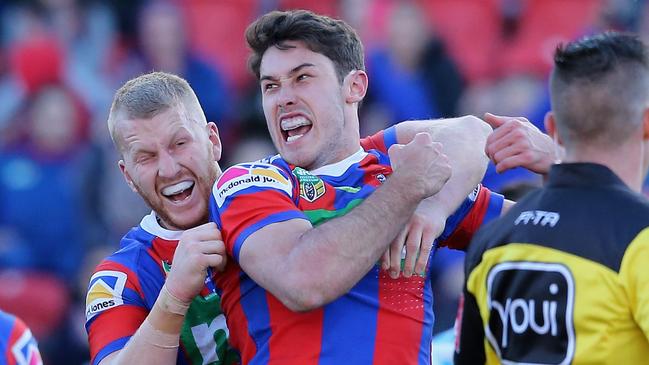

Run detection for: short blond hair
[[107, 72, 205, 152]]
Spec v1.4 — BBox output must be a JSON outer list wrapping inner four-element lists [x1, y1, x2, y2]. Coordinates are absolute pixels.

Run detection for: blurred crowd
[[0, 0, 647, 363]]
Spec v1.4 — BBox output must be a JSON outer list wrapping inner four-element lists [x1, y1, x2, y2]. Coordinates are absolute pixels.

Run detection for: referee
[[455, 31, 649, 364]]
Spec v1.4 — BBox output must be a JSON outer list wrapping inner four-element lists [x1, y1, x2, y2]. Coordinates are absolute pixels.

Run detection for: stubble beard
[[137, 161, 219, 231]]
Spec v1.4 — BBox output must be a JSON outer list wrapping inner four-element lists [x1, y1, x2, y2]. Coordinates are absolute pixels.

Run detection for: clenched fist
[[164, 222, 227, 303], [388, 132, 452, 202]]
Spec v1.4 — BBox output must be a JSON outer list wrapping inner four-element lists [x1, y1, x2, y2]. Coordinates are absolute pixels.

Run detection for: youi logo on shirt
[[485, 262, 575, 365]]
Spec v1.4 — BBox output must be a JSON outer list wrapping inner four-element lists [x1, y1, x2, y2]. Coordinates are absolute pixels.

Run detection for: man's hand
[[164, 222, 226, 303], [383, 133, 452, 278], [388, 133, 452, 201], [381, 199, 447, 278], [484, 113, 560, 174]]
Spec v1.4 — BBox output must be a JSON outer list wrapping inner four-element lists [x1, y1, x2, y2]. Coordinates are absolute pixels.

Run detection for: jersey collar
[[140, 211, 183, 240], [310, 148, 367, 177]]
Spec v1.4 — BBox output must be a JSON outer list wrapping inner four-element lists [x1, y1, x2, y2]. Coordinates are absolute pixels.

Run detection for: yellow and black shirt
[[455, 163, 649, 364]]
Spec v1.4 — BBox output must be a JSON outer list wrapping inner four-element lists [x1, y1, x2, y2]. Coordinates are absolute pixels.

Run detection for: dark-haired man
[[456, 31, 649, 364], [210, 10, 512, 364]]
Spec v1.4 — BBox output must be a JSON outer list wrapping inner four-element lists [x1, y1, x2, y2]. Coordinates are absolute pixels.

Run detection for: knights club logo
[[293, 167, 326, 202]]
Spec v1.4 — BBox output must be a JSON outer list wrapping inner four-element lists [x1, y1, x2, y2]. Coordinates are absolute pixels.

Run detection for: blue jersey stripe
[[138, 250, 167, 307], [331, 184, 376, 211], [440, 196, 474, 241], [238, 272, 271, 365], [483, 192, 504, 225], [417, 277, 435, 365], [232, 211, 309, 262], [383, 126, 398, 150], [319, 267, 380, 364], [0, 311, 16, 348], [209, 197, 224, 230], [93, 337, 129, 365]]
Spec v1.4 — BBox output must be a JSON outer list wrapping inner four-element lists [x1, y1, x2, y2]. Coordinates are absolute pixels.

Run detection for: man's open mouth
[[161, 180, 195, 202], [281, 115, 312, 143]]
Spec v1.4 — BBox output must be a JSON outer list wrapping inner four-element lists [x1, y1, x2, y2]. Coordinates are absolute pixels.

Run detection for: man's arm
[[394, 116, 491, 204], [232, 133, 450, 311], [384, 116, 492, 276], [94, 224, 226, 365]]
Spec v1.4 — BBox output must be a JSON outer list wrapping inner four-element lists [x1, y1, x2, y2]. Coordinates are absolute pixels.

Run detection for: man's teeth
[[281, 116, 311, 131], [287, 134, 304, 142], [162, 181, 194, 196]]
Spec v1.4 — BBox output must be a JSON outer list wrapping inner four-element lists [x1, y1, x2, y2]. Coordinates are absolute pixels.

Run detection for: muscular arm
[[394, 116, 491, 217], [237, 134, 450, 311], [99, 292, 185, 365], [380, 116, 492, 275], [97, 224, 226, 365]]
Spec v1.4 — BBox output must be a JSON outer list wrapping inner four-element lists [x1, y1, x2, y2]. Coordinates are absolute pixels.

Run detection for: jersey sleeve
[[1, 313, 43, 365], [438, 184, 504, 250], [360, 126, 398, 154], [210, 162, 309, 262], [620, 227, 649, 339], [85, 259, 149, 365]]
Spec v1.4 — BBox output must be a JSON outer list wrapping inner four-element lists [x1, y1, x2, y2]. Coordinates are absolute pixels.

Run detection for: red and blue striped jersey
[[85, 212, 236, 365], [0, 310, 42, 365], [209, 128, 504, 364]]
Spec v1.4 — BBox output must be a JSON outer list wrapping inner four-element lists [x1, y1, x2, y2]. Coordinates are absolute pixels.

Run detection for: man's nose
[[277, 83, 296, 109], [157, 150, 181, 178]]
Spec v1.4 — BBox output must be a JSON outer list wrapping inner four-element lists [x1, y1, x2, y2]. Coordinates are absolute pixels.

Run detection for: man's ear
[[207, 122, 222, 162], [118, 160, 137, 193], [544, 111, 563, 147], [344, 70, 368, 104]]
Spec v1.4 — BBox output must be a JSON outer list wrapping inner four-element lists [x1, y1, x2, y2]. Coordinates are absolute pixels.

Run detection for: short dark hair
[[245, 10, 365, 83], [550, 32, 649, 147]]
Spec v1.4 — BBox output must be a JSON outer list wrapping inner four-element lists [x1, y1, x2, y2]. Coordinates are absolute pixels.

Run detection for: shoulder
[[85, 232, 159, 321], [0, 310, 17, 337], [213, 160, 295, 207], [465, 189, 542, 271]]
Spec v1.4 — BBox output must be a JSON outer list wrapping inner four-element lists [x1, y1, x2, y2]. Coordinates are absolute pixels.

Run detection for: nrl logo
[[162, 260, 171, 276], [293, 167, 326, 202]]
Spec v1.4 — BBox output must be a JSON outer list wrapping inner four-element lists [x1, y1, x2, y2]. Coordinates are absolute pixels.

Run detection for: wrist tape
[[158, 284, 190, 316], [137, 318, 179, 349]]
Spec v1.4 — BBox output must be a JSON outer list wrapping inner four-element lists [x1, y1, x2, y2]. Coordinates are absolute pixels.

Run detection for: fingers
[[197, 240, 226, 255], [412, 131, 433, 145], [389, 228, 408, 279], [494, 154, 533, 173], [485, 123, 514, 155], [483, 112, 508, 129], [183, 222, 222, 241], [402, 227, 422, 278], [380, 249, 391, 271], [387, 143, 404, 157], [414, 233, 436, 276], [387, 144, 404, 170], [205, 253, 227, 272], [491, 143, 525, 170]]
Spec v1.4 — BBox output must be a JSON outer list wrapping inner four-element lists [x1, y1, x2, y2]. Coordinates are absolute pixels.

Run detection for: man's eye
[[136, 156, 151, 164], [263, 83, 277, 91], [297, 74, 309, 81]]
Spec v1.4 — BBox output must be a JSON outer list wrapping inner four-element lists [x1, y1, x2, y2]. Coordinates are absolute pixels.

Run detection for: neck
[[307, 111, 361, 170], [564, 140, 644, 192]]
